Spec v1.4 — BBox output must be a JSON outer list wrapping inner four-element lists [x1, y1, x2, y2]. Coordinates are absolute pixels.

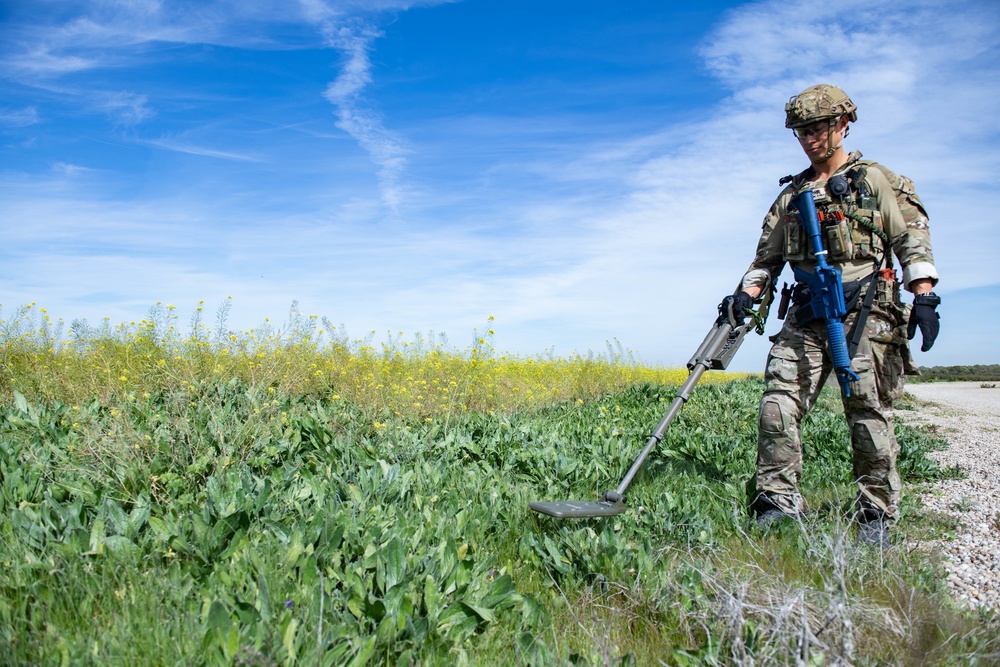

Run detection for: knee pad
[[759, 393, 793, 435], [852, 421, 877, 453]]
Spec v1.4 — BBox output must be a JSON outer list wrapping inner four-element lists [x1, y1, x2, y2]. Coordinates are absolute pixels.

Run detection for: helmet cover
[[784, 84, 858, 128]]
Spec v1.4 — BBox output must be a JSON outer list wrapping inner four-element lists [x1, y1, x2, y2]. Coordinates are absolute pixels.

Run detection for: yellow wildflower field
[[0, 302, 750, 418]]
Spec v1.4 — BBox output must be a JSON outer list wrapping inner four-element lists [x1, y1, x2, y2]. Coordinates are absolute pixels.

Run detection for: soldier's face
[[795, 116, 848, 162], [795, 120, 834, 160]]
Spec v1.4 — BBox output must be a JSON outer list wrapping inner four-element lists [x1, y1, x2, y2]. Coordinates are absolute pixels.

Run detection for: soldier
[[719, 84, 941, 546]]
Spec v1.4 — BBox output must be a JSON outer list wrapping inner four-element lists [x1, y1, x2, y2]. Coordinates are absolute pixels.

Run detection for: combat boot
[[756, 508, 792, 527], [854, 507, 890, 548], [751, 492, 798, 528]]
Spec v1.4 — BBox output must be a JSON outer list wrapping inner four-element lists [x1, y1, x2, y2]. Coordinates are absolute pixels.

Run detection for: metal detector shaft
[[611, 321, 732, 498], [613, 353, 710, 496], [530, 287, 773, 519]]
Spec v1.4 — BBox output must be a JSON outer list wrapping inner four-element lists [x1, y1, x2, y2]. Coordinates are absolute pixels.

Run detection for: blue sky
[[1, 0, 998, 370]]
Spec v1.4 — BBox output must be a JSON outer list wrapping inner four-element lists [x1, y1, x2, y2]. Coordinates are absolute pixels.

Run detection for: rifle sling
[[847, 257, 885, 361]]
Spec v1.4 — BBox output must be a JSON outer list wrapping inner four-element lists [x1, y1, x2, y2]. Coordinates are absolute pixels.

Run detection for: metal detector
[[529, 293, 772, 519]]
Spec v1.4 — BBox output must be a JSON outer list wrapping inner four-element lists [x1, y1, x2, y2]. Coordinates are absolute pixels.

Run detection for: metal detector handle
[[688, 283, 774, 372]]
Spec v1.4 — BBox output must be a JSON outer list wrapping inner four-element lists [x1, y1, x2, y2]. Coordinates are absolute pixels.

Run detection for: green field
[[1, 304, 997, 665]]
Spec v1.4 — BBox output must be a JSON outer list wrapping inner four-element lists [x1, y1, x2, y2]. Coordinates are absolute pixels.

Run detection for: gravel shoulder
[[900, 381, 1000, 613]]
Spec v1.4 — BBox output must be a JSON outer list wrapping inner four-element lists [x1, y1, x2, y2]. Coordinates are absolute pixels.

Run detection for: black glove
[[907, 292, 941, 352], [719, 291, 755, 328]]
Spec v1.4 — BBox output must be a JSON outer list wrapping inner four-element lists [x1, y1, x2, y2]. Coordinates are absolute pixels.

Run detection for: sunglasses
[[792, 121, 834, 139]]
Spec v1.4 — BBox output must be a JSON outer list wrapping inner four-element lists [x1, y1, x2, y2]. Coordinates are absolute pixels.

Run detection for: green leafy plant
[[0, 304, 996, 665]]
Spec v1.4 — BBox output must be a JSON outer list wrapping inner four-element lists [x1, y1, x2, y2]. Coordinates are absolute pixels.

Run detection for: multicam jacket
[[741, 152, 938, 295]]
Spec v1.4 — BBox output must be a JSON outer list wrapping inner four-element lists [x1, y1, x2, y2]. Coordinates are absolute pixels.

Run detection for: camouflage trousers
[[754, 305, 909, 519]]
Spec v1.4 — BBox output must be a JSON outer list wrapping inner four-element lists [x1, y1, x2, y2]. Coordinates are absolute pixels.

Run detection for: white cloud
[[1, 0, 447, 214], [0, 106, 40, 127], [5, 47, 99, 76], [143, 138, 261, 161], [101, 91, 154, 126], [51, 162, 94, 176], [321, 23, 410, 213]]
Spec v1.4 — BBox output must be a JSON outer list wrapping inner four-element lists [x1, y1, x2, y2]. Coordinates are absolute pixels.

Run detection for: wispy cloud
[[4, 47, 100, 76], [1, 2, 304, 81], [301, 1, 459, 213], [100, 91, 154, 126], [0, 106, 40, 127], [1, 0, 446, 213], [51, 162, 94, 176], [143, 138, 262, 161], [321, 22, 410, 213]]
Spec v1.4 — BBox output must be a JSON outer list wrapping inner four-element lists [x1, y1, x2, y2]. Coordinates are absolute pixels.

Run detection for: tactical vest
[[780, 161, 891, 269]]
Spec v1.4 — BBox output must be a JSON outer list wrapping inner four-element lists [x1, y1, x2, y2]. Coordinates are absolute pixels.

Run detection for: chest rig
[[775, 163, 902, 361], [780, 163, 891, 270]]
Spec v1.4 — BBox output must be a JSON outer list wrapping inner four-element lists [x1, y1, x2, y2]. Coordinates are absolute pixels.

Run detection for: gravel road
[[901, 381, 1000, 613]]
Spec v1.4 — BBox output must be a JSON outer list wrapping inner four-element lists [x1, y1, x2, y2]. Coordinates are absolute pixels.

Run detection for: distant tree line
[[910, 364, 1000, 382]]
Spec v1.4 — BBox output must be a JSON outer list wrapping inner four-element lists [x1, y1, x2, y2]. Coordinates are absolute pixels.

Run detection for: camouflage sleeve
[[740, 189, 792, 291], [868, 164, 938, 290]]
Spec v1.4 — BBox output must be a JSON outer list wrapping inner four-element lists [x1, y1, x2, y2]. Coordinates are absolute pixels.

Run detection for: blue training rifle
[[792, 188, 860, 396]]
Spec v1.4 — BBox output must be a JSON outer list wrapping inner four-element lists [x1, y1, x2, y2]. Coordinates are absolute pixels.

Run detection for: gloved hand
[[719, 291, 755, 328], [907, 292, 941, 352]]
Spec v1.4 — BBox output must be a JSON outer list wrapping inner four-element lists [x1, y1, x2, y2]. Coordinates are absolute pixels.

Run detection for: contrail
[[320, 19, 409, 213]]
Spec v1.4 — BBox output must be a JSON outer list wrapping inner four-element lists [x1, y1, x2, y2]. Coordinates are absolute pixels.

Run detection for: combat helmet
[[784, 84, 858, 129]]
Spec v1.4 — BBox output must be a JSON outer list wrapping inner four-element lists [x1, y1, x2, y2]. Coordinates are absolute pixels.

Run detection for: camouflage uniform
[[742, 151, 938, 520]]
